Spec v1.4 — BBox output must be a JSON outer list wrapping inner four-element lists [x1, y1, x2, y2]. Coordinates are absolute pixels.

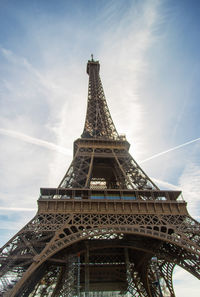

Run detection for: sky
[[0, 0, 200, 295]]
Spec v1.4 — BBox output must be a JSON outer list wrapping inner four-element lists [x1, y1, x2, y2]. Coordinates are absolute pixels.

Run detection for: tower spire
[[59, 59, 158, 190], [82, 57, 119, 140]]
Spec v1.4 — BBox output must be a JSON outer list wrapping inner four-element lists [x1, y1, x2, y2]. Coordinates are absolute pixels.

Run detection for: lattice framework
[[0, 57, 200, 296]]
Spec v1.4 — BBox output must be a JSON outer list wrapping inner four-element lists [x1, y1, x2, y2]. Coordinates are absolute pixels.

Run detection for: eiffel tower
[[0, 57, 200, 297]]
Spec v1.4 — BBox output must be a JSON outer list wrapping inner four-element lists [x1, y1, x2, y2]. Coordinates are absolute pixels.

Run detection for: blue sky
[[0, 0, 200, 295]]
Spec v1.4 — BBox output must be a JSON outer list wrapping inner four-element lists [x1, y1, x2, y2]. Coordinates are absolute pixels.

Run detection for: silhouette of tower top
[[82, 57, 119, 140]]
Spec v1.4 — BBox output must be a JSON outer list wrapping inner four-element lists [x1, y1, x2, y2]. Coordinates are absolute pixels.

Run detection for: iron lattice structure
[[0, 58, 200, 297]]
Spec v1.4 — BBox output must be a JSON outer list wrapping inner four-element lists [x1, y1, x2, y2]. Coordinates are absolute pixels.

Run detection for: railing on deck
[[39, 188, 182, 202]]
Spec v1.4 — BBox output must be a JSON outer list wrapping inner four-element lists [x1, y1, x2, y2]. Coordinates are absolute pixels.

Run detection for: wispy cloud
[[178, 163, 200, 218], [98, 0, 163, 161], [0, 207, 36, 212], [173, 266, 200, 296], [151, 178, 181, 191], [0, 46, 65, 95]]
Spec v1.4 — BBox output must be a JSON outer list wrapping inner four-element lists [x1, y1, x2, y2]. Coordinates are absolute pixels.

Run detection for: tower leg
[[124, 248, 149, 297]]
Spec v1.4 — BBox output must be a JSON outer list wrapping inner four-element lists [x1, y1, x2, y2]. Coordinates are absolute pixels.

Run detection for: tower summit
[[0, 58, 200, 297], [83, 57, 118, 139]]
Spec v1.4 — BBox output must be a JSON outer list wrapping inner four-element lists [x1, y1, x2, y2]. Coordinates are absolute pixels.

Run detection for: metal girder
[[1, 58, 200, 296], [1, 209, 199, 296], [59, 143, 158, 190]]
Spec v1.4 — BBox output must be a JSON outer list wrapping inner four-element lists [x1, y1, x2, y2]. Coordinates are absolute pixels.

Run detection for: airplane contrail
[[0, 128, 71, 156], [140, 137, 200, 164]]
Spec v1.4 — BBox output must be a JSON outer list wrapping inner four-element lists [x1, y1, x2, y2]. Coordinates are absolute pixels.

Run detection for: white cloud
[[173, 266, 200, 297], [98, 0, 162, 162], [0, 207, 36, 212], [151, 178, 181, 191], [178, 162, 200, 219]]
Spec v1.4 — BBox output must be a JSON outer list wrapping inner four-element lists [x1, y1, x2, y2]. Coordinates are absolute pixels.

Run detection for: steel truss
[[0, 57, 199, 296], [1, 208, 200, 296]]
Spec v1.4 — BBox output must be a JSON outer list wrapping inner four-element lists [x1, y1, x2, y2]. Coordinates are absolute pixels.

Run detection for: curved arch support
[[9, 223, 200, 297], [37, 224, 200, 264]]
